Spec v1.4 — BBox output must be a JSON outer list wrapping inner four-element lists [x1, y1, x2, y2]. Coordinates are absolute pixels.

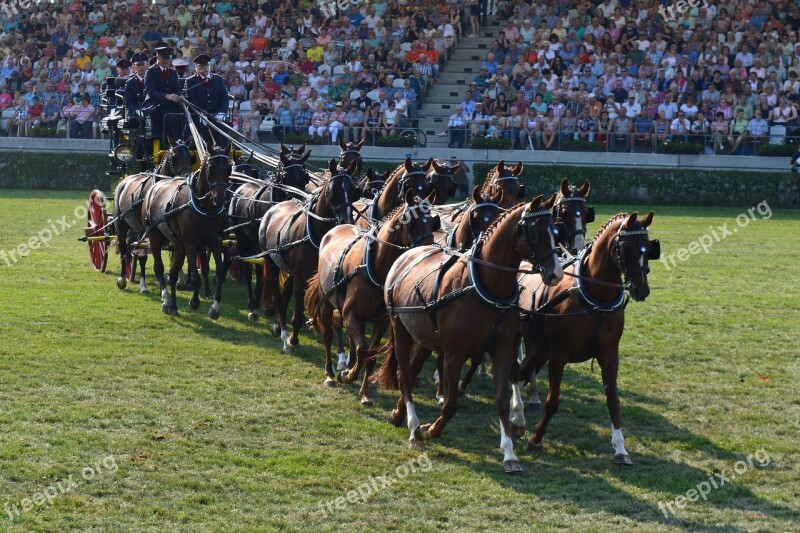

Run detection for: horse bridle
[[326, 170, 359, 224], [399, 203, 441, 247], [613, 226, 660, 281], [467, 202, 504, 242], [428, 170, 457, 197], [234, 162, 258, 179], [515, 205, 560, 271], [164, 143, 193, 176], [201, 153, 232, 192], [494, 174, 525, 200], [397, 169, 429, 200], [554, 195, 595, 244]]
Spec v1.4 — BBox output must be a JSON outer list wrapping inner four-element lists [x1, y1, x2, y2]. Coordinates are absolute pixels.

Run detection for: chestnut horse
[[513, 212, 659, 466], [141, 145, 232, 317], [372, 196, 563, 474], [551, 178, 594, 254], [114, 139, 195, 293], [353, 158, 435, 229], [228, 147, 312, 320], [358, 168, 390, 200], [259, 159, 362, 352], [306, 189, 440, 404]]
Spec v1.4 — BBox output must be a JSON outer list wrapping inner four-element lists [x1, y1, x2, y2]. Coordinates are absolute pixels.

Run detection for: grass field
[[0, 189, 798, 532]]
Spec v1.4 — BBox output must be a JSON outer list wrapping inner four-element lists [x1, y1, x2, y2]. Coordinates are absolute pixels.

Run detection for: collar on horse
[[573, 244, 627, 312], [188, 153, 229, 217], [554, 194, 594, 242]]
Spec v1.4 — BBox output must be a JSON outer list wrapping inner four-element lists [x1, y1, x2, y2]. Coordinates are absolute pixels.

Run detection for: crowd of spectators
[[440, 0, 800, 155], [0, 0, 465, 142]]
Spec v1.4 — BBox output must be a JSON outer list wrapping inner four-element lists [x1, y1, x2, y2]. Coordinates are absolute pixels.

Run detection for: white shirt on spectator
[[622, 101, 641, 117], [658, 101, 678, 120], [364, 14, 380, 29]]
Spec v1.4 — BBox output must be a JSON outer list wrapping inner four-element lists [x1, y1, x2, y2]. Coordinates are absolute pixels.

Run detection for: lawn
[[0, 190, 798, 532]]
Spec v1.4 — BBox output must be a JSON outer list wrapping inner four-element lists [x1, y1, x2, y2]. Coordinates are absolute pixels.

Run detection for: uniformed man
[[115, 58, 131, 78], [124, 52, 148, 167], [184, 53, 230, 148], [143, 46, 183, 143]]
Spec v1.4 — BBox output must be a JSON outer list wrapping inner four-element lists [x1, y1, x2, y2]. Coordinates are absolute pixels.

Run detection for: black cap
[[155, 46, 173, 58], [116, 58, 131, 69], [193, 53, 211, 65], [131, 52, 148, 64]]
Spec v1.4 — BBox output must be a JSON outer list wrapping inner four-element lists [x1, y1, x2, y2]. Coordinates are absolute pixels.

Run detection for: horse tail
[[304, 271, 322, 332], [371, 322, 399, 390], [261, 259, 274, 313]]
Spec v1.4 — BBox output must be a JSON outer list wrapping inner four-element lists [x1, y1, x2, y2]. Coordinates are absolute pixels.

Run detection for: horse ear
[[339, 137, 346, 150], [299, 142, 306, 154], [512, 161, 524, 175], [624, 212, 639, 229], [425, 188, 437, 204], [404, 157, 414, 172], [248, 151, 254, 164], [381, 170, 390, 179], [450, 161, 461, 172], [472, 185, 482, 204], [366, 167, 375, 178], [299, 151, 311, 163], [496, 160, 505, 172], [280, 151, 287, 164], [560, 177, 570, 197], [328, 158, 338, 173], [404, 187, 415, 206], [167, 133, 174, 147], [529, 194, 544, 210], [280, 143, 288, 155], [421, 158, 434, 171], [641, 211, 654, 228], [355, 138, 365, 150], [544, 192, 557, 210], [579, 180, 591, 197]]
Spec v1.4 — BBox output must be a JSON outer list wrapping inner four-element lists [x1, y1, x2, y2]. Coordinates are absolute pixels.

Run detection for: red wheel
[[228, 258, 240, 282], [86, 190, 109, 272]]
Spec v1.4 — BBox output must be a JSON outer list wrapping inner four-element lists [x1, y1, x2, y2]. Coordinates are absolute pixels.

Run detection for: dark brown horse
[[513, 212, 658, 466], [228, 148, 312, 320], [141, 145, 232, 317], [114, 139, 194, 293], [259, 159, 362, 352], [358, 168, 390, 200], [551, 178, 594, 254], [306, 189, 440, 404], [372, 196, 563, 474]]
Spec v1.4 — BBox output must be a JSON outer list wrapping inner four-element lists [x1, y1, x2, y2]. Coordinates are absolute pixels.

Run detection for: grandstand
[[1, 0, 799, 158]]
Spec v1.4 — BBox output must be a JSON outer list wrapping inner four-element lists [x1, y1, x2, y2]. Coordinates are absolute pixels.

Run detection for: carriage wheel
[[87, 190, 109, 272]]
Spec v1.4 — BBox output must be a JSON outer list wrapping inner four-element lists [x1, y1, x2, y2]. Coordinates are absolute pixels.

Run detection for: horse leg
[[417, 349, 460, 443], [116, 222, 130, 290], [334, 324, 347, 372], [388, 320, 424, 450], [167, 245, 185, 316], [265, 258, 292, 352], [242, 262, 258, 321], [492, 345, 522, 473], [339, 314, 366, 387], [186, 247, 202, 310], [597, 348, 631, 466], [251, 262, 264, 319], [208, 245, 226, 320], [289, 277, 305, 346], [357, 315, 388, 407], [458, 353, 483, 394], [149, 232, 168, 309], [434, 355, 444, 406], [138, 253, 148, 293], [509, 343, 527, 438], [528, 362, 564, 452], [319, 300, 337, 387], [201, 249, 213, 299]]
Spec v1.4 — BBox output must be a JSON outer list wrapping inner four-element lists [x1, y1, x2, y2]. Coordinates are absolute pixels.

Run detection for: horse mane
[[379, 205, 405, 226], [474, 202, 525, 247], [590, 213, 628, 244], [480, 167, 499, 195]]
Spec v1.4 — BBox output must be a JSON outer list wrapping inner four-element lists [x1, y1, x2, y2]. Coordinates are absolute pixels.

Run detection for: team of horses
[[110, 137, 659, 473]]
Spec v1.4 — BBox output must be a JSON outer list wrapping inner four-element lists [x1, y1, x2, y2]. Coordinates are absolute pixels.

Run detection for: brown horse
[[228, 148, 312, 320], [259, 159, 362, 352], [372, 196, 563, 474], [514, 212, 659, 466], [114, 138, 195, 293], [358, 167, 390, 200], [141, 145, 232, 317], [306, 189, 440, 404], [354, 158, 434, 229]]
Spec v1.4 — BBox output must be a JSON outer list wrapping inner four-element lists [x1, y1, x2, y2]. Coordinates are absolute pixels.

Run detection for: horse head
[[466, 185, 504, 244], [278, 148, 311, 191], [324, 158, 361, 225], [233, 149, 259, 179], [515, 194, 563, 286], [397, 157, 432, 202], [612, 211, 658, 302], [553, 178, 593, 253], [393, 188, 439, 247], [280, 142, 307, 159], [426, 159, 460, 205], [339, 138, 364, 176], [487, 160, 525, 209], [161, 136, 195, 177], [359, 167, 389, 199], [201, 145, 233, 208]]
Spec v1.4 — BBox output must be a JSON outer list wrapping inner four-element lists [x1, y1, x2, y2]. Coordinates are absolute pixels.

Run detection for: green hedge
[[0, 152, 117, 191], [472, 163, 800, 208]]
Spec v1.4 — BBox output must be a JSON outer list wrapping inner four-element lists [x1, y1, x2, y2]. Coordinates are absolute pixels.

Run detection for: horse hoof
[[389, 410, 404, 427], [161, 303, 171, 315], [503, 459, 523, 474], [614, 454, 633, 467], [527, 441, 544, 453], [324, 377, 337, 388], [171, 309, 180, 317], [526, 402, 542, 413], [247, 311, 259, 322], [204, 292, 213, 300], [139, 287, 149, 294], [337, 370, 346, 383], [282, 344, 293, 354], [189, 298, 200, 310], [436, 395, 444, 407], [360, 397, 373, 407], [511, 424, 526, 439], [117, 277, 127, 290], [270, 324, 281, 337], [208, 307, 220, 320], [408, 438, 426, 451], [458, 381, 467, 395]]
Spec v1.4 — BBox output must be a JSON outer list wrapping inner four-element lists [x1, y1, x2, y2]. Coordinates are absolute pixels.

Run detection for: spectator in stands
[[309, 102, 330, 139], [0, 88, 12, 110], [541, 107, 558, 149], [444, 104, 467, 148], [6, 96, 28, 136], [362, 103, 382, 144], [294, 100, 314, 135], [328, 101, 347, 143], [611, 107, 632, 152], [710, 112, 729, 154], [745, 109, 769, 155], [69, 97, 95, 139], [669, 111, 691, 144], [26, 96, 44, 132], [727, 109, 750, 155], [344, 101, 364, 143], [631, 112, 654, 153]]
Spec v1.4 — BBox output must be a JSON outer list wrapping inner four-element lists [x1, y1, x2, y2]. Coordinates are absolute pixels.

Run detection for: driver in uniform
[[124, 52, 149, 169], [184, 53, 230, 148], [142, 46, 183, 146]]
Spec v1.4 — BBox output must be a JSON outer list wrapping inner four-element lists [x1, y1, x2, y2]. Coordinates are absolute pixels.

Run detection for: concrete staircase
[[418, 18, 500, 148]]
